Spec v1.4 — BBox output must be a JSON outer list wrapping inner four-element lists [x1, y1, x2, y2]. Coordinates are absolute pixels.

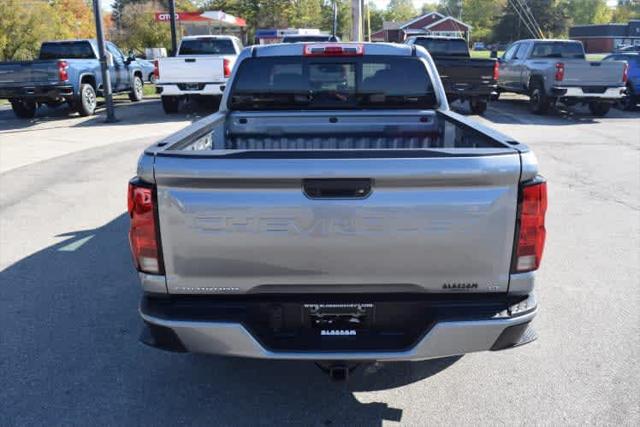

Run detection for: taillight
[[153, 59, 159, 80], [493, 60, 500, 81], [223, 58, 231, 78], [513, 178, 547, 273], [57, 60, 68, 82], [555, 62, 564, 81], [128, 179, 162, 274], [304, 43, 364, 57], [622, 62, 628, 84]]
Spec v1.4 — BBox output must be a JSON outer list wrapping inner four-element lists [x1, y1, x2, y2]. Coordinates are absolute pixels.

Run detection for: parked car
[[135, 57, 156, 83], [405, 36, 498, 114], [281, 34, 339, 43], [130, 42, 546, 378], [473, 42, 487, 51], [154, 35, 242, 113], [0, 39, 144, 118], [603, 52, 639, 110], [497, 39, 627, 116]]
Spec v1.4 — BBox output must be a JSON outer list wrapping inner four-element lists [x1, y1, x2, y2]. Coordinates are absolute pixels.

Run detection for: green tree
[[565, 0, 612, 25], [385, 0, 417, 22], [494, 0, 569, 41]]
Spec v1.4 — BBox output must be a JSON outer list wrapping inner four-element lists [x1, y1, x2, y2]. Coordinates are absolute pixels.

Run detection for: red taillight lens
[[622, 62, 628, 84], [493, 60, 500, 81], [57, 60, 68, 81], [153, 59, 159, 80], [223, 58, 231, 78], [513, 179, 547, 273], [555, 62, 564, 81], [303, 43, 364, 57], [128, 180, 162, 274]]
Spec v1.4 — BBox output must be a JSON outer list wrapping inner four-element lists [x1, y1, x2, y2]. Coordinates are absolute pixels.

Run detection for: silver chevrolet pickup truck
[[129, 43, 546, 375], [497, 39, 628, 116]]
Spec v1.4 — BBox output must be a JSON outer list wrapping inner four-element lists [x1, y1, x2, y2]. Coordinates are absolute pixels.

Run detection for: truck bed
[[141, 110, 531, 296], [0, 60, 60, 87]]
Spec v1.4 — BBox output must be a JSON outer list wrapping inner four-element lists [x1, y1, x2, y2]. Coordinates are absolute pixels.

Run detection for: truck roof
[[251, 42, 415, 57], [407, 35, 465, 41], [517, 39, 582, 44], [181, 35, 239, 40]]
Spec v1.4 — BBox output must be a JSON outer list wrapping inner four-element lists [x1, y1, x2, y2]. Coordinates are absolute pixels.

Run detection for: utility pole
[[91, 0, 115, 122], [351, 0, 362, 42], [168, 0, 178, 56]]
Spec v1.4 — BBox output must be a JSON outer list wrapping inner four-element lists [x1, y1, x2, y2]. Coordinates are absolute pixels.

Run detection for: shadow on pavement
[[0, 213, 459, 425], [0, 98, 213, 133], [483, 96, 639, 126]]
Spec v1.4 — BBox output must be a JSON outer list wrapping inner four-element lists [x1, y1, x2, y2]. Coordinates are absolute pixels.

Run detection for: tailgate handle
[[185, 58, 196, 63], [303, 179, 372, 199]]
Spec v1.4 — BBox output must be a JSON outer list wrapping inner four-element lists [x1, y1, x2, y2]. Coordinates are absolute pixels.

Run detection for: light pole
[[168, 0, 178, 56], [91, 0, 115, 122]]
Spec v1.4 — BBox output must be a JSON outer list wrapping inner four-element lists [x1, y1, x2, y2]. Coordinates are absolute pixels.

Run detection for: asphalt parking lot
[[1, 96, 638, 425]]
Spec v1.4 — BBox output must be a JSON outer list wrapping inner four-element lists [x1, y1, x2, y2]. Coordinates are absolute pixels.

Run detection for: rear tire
[[209, 95, 222, 111], [588, 101, 611, 117], [74, 83, 97, 116], [129, 76, 143, 102], [10, 99, 37, 119], [529, 81, 551, 115], [469, 98, 488, 115], [161, 95, 180, 114], [620, 83, 637, 111]]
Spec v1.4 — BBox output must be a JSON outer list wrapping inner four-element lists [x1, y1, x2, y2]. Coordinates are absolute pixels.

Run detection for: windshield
[[531, 42, 585, 59], [39, 41, 95, 60], [229, 55, 437, 111], [179, 38, 235, 55], [412, 38, 469, 57]]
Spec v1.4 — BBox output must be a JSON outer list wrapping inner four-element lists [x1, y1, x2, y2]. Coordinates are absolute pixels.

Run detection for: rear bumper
[[139, 293, 537, 361], [551, 85, 625, 100], [443, 82, 498, 100], [0, 84, 74, 99], [156, 82, 226, 96]]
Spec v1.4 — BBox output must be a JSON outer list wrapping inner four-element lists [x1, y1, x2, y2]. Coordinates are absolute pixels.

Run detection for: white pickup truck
[[154, 35, 242, 113]]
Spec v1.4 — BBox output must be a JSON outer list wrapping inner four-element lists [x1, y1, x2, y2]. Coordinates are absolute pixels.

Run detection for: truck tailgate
[[154, 154, 521, 295], [563, 60, 626, 86], [158, 57, 224, 83], [0, 61, 58, 86], [434, 58, 496, 85]]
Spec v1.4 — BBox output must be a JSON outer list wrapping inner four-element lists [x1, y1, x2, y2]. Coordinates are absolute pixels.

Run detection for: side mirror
[[490, 50, 498, 59]]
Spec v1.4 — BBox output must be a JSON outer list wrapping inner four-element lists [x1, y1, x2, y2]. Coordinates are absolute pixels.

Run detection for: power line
[[508, 0, 539, 39], [514, 0, 544, 38]]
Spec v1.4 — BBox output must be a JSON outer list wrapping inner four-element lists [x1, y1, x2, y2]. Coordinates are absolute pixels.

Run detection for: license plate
[[304, 303, 374, 336]]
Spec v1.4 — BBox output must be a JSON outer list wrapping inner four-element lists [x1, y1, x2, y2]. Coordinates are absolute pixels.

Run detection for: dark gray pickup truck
[[405, 36, 499, 115], [0, 39, 144, 118], [130, 43, 546, 378]]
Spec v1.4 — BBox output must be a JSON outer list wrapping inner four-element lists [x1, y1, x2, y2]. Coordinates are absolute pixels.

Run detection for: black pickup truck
[[406, 36, 499, 114]]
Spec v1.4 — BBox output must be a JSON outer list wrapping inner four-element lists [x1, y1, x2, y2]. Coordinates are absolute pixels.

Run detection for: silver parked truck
[[129, 43, 547, 375], [497, 39, 628, 116]]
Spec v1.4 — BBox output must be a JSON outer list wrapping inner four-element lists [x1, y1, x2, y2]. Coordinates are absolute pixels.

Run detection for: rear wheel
[[10, 99, 37, 119], [161, 95, 180, 114], [529, 81, 551, 115], [620, 83, 637, 111], [469, 98, 488, 115], [129, 76, 143, 102], [208, 95, 222, 111], [588, 101, 611, 117], [74, 83, 97, 116]]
